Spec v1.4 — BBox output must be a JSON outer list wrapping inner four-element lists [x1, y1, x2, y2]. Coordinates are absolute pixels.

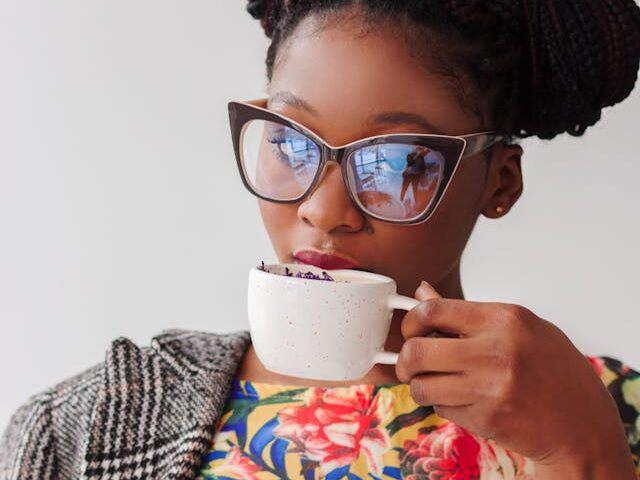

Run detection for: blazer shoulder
[[148, 328, 251, 376], [0, 360, 103, 479], [0, 329, 250, 479]]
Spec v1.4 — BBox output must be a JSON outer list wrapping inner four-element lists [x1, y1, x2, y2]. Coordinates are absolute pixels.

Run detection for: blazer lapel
[[81, 330, 250, 480]]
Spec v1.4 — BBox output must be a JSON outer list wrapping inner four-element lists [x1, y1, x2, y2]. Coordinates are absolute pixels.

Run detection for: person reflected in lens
[[400, 145, 427, 204], [399, 145, 445, 216]]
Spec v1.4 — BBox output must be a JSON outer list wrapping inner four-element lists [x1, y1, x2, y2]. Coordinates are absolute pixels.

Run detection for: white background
[[1, 1, 639, 428]]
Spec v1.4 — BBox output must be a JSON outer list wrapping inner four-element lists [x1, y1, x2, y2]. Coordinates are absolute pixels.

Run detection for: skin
[[237, 11, 636, 479]]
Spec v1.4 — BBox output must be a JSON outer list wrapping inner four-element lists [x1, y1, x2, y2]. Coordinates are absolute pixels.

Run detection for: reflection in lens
[[241, 119, 321, 200], [347, 143, 444, 220]]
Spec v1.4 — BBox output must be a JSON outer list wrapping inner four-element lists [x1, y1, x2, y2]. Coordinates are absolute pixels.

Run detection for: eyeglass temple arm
[[460, 133, 506, 158]]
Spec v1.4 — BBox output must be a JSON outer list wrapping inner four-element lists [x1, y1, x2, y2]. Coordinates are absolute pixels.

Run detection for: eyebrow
[[268, 91, 318, 116], [369, 111, 443, 135], [268, 90, 444, 134]]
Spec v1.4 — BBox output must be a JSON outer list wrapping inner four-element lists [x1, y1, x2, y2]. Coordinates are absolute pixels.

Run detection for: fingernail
[[420, 280, 433, 289]]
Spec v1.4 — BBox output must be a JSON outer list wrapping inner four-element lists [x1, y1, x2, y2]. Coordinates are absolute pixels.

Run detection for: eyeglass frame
[[228, 98, 506, 226]]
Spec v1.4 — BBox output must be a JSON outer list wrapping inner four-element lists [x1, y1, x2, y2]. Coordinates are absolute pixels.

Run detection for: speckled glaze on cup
[[248, 263, 419, 381]]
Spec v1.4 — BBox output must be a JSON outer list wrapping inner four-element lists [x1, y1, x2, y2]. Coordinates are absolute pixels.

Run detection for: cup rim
[[251, 262, 395, 286]]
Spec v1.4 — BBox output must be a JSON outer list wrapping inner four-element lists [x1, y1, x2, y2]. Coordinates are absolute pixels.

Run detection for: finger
[[400, 280, 444, 339], [395, 337, 471, 382], [408, 373, 474, 407], [415, 280, 442, 302], [401, 298, 489, 340]]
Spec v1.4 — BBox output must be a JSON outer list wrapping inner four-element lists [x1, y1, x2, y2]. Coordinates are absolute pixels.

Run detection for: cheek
[[445, 159, 488, 213], [371, 165, 485, 293], [426, 164, 486, 250]]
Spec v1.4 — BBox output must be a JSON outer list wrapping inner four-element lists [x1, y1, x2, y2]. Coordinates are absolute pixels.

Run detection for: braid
[[246, 0, 290, 38], [246, 0, 640, 140], [518, 0, 640, 138]]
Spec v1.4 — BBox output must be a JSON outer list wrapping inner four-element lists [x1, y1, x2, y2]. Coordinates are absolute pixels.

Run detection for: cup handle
[[388, 293, 421, 312], [372, 294, 421, 366], [373, 350, 399, 365]]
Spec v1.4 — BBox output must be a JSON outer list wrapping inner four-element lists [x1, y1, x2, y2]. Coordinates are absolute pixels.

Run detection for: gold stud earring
[[495, 206, 505, 214]]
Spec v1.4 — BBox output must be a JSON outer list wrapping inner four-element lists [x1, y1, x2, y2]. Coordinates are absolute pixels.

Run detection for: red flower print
[[202, 446, 262, 480], [587, 356, 605, 377], [400, 423, 534, 480], [400, 423, 481, 479], [272, 385, 393, 475]]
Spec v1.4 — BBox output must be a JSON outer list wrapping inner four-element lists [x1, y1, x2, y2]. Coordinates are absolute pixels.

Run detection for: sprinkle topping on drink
[[258, 261, 335, 281]]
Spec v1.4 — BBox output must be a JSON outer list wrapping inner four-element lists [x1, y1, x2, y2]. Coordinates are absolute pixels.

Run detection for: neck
[[435, 261, 465, 299]]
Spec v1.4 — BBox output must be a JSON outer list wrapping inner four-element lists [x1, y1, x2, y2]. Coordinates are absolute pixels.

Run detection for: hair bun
[[516, 0, 640, 138]]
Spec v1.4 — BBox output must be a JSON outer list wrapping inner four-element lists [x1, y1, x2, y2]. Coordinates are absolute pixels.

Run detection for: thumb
[[413, 280, 457, 339], [401, 280, 446, 340], [415, 280, 442, 302]]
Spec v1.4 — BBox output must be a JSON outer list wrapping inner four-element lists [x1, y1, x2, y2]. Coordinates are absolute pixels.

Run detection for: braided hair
[[246, 0, 640, 140]]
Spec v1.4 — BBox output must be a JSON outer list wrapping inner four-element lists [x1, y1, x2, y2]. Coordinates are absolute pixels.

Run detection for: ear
[[480, 142, 523, 218]]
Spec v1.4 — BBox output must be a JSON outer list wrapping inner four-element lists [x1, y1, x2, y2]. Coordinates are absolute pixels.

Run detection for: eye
[[267, 127, 320, 166], [269, 131, 312, 152], [270, 137, 295, 153]]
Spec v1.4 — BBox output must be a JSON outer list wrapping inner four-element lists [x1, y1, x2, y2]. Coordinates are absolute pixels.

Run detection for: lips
[[294, 250, 362, 270]]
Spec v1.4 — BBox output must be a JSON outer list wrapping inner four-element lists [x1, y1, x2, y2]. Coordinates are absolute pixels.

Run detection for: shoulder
[[587, 356, 640, 473], [149, 328, 251, 375], [2, 328, 251, 418], [0, 359, 103, 479], [0, 328, 250, 479], [588, 355, 639, 417], [4, 328, 251, 412]]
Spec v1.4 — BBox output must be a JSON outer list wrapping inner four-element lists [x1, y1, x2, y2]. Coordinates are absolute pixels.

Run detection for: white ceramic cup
[[247, 263, 420, 381]]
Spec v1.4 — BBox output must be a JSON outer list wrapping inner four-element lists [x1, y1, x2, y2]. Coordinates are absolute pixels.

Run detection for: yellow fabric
[[199, 380, 534, 479]]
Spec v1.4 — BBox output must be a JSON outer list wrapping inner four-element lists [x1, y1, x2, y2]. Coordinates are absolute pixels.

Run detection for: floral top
[[198, 356, 640, 479]]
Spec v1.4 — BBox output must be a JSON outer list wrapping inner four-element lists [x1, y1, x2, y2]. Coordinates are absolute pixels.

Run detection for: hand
[[395, 282, 635, 477]]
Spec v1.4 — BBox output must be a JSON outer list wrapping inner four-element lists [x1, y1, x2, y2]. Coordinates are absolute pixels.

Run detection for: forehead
[[269, 14, 480, 141]]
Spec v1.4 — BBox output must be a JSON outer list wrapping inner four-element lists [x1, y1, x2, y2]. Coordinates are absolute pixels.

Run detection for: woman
[[399, 145, 441, 212], [2, 1, 640, 478]]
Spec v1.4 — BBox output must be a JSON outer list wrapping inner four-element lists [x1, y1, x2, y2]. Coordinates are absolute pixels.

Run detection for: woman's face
[[259, 14, 522, 297]]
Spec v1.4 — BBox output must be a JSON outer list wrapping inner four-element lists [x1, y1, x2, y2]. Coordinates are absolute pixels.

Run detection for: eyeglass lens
[[241, 119, 446, 221]]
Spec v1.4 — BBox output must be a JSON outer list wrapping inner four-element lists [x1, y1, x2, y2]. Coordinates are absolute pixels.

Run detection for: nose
[[297, 162, 366, 234]]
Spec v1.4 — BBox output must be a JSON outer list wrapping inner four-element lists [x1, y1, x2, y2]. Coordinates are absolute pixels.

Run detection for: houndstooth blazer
[[0, 329, 252, 480]]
